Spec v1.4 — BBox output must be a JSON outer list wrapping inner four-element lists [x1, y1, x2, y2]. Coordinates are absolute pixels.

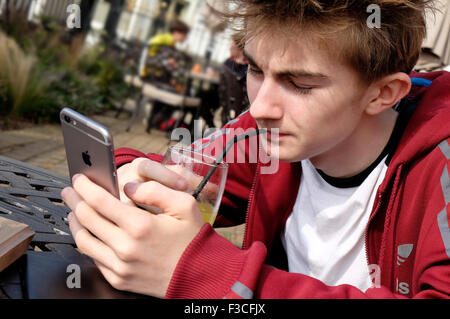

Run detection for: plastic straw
[[192, 129, 263, 199]]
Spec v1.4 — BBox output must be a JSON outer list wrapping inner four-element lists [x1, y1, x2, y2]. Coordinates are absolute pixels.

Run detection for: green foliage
[[0, 31, 46, 118], [77, 47, 135, 109], [95, 56, 129, 108], [0, 11, 132, 125], [18, 68, 104, 123]]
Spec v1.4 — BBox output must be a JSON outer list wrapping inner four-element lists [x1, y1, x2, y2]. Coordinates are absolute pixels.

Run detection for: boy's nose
[[249, 80, 284, 121]]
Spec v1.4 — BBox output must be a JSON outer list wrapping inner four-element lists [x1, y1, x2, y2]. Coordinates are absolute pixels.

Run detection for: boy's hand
[[61, 173, 204, 298], [117, 157, 187, 206]]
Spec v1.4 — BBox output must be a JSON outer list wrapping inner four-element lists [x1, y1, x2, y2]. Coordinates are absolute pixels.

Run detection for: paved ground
[[0, 110, 244, 246], [0, 111, 171, 178]]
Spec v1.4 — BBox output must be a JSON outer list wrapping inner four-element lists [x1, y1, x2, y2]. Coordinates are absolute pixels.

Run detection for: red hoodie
[[115, 71, 450, 299]]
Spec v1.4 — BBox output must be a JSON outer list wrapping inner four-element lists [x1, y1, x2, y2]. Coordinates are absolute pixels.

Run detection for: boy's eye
[[289, 81, 313, 94], [247, 67, 313, 94], [286, 77, 314, 94]]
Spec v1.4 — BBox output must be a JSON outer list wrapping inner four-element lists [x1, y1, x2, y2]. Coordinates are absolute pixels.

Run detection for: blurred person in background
[[197, 33, 249, 129], [141, 19, 193, 130]]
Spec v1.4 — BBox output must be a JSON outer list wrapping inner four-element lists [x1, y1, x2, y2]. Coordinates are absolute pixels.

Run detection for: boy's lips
[[264, 130, 291, 140]]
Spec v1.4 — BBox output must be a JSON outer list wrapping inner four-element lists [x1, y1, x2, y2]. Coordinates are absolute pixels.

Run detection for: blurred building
[[0, 0, 232, 64], [4, 1, 446, 68], [86, 0, 233, 65], [1, 0, 83, 24], [422, 0, 450, 65]]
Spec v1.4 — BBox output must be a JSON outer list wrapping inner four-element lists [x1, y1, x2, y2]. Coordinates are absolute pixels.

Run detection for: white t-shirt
[[281, 158, 388, 291]]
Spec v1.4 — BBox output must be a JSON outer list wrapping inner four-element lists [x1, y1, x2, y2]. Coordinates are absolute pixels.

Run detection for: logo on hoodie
[[397, 244, 414, 266], [396, 244, 414, 295]]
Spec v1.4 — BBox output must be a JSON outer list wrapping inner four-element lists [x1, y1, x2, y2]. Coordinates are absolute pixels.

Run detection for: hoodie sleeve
[[115, 147, 163, 167]]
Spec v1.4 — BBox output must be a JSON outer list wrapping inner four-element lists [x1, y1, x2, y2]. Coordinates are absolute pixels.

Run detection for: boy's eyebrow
[[243, 49, 329, 80], [243, 49, 258, 67]]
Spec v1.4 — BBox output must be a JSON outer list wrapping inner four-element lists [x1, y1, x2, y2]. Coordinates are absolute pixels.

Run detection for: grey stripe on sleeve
[[438, 140, 450, 160], [231, 281, 254, 299], [436, 141, 450, 258], [441, 165, 450, 205], [437, 207, 450, 258]]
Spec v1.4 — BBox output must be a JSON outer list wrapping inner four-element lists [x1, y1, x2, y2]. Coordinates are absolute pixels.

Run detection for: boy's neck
[[311, 108, 399, 178]]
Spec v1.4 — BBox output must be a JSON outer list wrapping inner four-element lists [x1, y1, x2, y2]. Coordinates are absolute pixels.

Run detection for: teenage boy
[[62, 0, 450, 298]]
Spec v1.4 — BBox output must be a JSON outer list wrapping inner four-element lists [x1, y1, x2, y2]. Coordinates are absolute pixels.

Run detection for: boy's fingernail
[[67, 212, 73, 222], [124, 182, 138, 195], [61, 187, 70, 199], [72, 174, 81, 184]]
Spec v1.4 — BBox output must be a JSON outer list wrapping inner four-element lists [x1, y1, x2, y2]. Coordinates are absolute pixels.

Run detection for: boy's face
[[245, 32, 373, 165]]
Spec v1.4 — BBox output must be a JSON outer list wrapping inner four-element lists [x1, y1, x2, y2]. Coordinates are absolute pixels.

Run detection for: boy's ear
[[365, 73, 411, 115]]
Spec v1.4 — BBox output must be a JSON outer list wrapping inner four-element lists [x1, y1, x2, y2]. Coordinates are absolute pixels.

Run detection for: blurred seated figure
[[141, 20, 193, 130], [220, 34, 249, 125], [224, 34, 248, 81], [142, 19, 191, 86], [218, 62, 249, 125], [198, 33, 249, 128]]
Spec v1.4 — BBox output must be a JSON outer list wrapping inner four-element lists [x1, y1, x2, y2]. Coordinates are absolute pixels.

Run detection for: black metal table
[[0, 156, 147, 299]]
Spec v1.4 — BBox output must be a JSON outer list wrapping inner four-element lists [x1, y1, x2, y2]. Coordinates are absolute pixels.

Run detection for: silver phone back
[[60, 108, 120, 199]]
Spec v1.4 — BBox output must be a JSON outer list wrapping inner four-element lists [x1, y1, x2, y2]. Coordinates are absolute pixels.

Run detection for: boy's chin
[[262, 144, 292, 162], [268, 145, 307, 163]]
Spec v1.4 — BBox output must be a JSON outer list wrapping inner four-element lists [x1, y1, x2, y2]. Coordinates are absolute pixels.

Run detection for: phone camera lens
[[64, 115, 71, 123]]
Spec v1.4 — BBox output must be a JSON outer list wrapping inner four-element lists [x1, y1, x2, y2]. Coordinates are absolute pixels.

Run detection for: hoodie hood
[[383, 71, 450, 185]]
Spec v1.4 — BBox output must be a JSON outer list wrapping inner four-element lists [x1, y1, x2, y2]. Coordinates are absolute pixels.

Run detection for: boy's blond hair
[[220, 0, 435, 82]]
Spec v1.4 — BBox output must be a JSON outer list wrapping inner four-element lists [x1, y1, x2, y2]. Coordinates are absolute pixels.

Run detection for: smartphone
[[60, 107, 120, 199]]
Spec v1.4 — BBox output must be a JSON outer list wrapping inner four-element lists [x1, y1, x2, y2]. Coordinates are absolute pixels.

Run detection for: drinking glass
[[162, 146, 228, 225]]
